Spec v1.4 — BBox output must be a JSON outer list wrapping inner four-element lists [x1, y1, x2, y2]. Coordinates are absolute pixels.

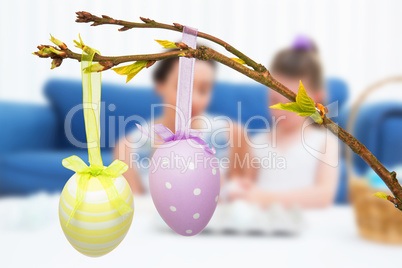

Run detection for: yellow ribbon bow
[[62, 42, 133, 226]]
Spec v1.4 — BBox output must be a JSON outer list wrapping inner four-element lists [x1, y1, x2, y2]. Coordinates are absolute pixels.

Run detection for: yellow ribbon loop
[[81, 45, 103, 167], [62, 43, 132, 227], [62, 156, 132, 226]]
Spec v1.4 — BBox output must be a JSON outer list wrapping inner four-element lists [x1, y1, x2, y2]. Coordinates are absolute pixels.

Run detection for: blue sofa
[[0, 78, 349, 199]]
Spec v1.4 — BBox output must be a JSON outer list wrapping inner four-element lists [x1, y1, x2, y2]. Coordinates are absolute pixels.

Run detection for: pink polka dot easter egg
[[149, 139, 220, 236]]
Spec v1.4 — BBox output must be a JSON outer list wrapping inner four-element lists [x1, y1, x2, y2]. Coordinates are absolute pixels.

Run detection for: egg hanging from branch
[[149, 139, 220, 236], [59, 174, 134, 257]]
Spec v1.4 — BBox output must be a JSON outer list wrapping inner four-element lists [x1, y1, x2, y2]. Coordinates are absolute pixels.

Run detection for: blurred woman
[[230, 36, 339, 208]]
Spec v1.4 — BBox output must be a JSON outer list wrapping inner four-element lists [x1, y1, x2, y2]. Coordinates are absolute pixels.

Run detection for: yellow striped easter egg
[[59, 174, 134, 257]]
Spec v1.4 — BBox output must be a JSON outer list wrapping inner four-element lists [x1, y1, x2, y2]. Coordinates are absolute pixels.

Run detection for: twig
[[33, 11, 402, 210], [323, 118, 402, 209], [75, 11, 266, 73]]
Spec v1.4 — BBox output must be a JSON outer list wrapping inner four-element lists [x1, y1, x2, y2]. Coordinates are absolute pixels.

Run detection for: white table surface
[[0, 193, 401, 268]]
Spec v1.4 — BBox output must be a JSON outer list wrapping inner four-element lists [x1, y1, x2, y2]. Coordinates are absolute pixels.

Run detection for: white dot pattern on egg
[[149, 139, 221, 236], [193, 188, 201, 196], [59, 174, 134, 257]]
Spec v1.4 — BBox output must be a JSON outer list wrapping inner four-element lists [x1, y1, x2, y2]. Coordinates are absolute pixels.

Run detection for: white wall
[[1, 0, 402, 104]]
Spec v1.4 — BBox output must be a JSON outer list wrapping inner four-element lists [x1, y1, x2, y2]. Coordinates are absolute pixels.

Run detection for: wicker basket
[[347, 76, 402, 244]]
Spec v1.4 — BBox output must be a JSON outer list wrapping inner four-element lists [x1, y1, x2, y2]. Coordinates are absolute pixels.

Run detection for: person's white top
[[251, 126, 338, 191], [128, 113, 230, 193]]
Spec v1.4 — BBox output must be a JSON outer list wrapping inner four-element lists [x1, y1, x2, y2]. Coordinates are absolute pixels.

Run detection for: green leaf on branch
[[83, 63, 105, 73], [230, 58, 246, 65], [155, 40, 178, 49], [310, 112, 323, 124], [33, 45, 66, 58], [270, 102, 304, 114], [49, 34, 67, 50], [296, 81, 316, 114], [33, 47, 53, 57], [47, 47, 65, 56], [269, 81, 323, 124], [73, 34, 85, 50], [373, 192, 388, 200], [112, 61, 148, 83]]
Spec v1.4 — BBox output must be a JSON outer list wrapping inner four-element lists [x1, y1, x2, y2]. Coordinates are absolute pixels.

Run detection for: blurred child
[[115, 48, 251, 194], [230, 36, 339, 208]]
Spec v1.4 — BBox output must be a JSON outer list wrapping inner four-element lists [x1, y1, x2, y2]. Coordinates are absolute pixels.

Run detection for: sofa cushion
[[0, 102, 57, 157], [326, 78, 349, 111], [0, 150, 113, 195], [350, 102, 402, 175], [208, 82, 270, 130]]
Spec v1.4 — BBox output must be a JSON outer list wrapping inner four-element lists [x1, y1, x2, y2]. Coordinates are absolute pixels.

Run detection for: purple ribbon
[[175, 26, 198, 138], [136, 123, 215, 155], [137, 26, 215, 155]]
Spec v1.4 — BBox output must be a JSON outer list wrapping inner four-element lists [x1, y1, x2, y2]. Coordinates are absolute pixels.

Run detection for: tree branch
[[33, 11, 402, 210], [75, 11, 266, 73], [67, 48, 189, 66]]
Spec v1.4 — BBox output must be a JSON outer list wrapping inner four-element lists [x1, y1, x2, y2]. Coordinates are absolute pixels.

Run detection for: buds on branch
[[76, 11, 118, 26], [33, 45, 67, 69], [139, 17, 154, 23], [76, 11, 99, 24]]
